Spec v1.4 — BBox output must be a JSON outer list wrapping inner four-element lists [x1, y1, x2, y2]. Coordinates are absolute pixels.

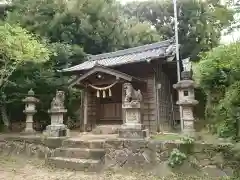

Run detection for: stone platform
[[92, 125, 121, 135], [118, 128, 149, 139], [0, 133, 237, 178], [45, 124, 69, 137]]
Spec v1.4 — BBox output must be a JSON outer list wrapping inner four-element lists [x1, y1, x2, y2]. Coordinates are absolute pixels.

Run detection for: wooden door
[[99, 103, 122, 121], [97, 83, 122, 124]]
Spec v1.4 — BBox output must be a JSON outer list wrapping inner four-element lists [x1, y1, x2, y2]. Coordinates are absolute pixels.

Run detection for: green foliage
[[0, 23, 50, 127], [224, 0, 240, 35], [48, 42, 85, 69], [123, 0, 234, 60], [195, 42, 240, 139], [180, 135, 195, 154], [232, 142, 240, 161], [168, 148, 187, 168], [181, 135, 195, 144], [0, 23, 49, 62], [0, 23, 50, 88], [7, 0, 161, 55]]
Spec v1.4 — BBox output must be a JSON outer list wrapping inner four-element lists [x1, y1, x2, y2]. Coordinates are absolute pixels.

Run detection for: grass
[[151, 133, 182, 141], [151, 130, 233, 144]]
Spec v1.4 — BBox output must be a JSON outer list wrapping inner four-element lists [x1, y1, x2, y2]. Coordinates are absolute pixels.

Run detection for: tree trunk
[[0, 103, 10, 132]]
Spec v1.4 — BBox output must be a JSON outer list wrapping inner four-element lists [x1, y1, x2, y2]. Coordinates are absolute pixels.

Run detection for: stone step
[[92, 125, 121, 134], [54, 148, 105, 159], [46, 157, 103, 172], [62, 139, 105, 149]]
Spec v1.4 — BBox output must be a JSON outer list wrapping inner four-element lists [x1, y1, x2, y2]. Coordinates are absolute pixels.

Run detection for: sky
[[119, 0, 240, 44]]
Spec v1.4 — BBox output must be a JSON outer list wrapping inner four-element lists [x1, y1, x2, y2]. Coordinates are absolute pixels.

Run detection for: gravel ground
[[0, 155, 234, 180], [0, 155, 161, 180]]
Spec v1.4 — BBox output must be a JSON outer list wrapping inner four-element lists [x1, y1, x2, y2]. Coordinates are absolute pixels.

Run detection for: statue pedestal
[[119, 101, 149, 139], [45, 108, 69, 137]]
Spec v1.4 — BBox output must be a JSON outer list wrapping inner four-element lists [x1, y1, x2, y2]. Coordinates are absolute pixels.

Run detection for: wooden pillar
[[83, 88, 88, 132], [79, 90, 84, 132], [122, 83, 126, 124], [154, 73, 160, 132]]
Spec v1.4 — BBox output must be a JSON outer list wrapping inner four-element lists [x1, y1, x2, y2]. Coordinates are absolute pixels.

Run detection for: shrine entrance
[[68, 64, 144, 132], [98, 83, 122, 125]]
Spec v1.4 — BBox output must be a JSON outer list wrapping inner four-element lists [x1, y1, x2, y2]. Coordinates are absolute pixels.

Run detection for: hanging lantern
[[108, 88, 112, 97]]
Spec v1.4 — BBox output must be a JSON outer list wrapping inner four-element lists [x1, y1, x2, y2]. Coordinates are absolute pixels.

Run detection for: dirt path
[[0, 155, 160, 180], [0, 155, 227, 180]]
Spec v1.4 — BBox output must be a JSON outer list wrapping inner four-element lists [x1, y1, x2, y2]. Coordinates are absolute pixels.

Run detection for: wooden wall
[[141, 75, 157, 132], [155, 62, 179, 132], [116, 61, 179, 133], [155, 64, 172, 131]]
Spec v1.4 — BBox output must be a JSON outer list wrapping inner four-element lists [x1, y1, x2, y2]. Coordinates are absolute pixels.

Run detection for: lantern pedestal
[[22, 110, 37, 134]]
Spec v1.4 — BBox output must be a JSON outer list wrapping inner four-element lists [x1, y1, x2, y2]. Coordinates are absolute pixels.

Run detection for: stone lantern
[[173, 58, 198, 136], [22, 89, 39, 134]]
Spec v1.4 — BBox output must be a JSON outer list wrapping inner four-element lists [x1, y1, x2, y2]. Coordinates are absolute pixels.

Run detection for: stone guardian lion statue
[[51, 90, 65, 109], [123, 83, 142, 103]]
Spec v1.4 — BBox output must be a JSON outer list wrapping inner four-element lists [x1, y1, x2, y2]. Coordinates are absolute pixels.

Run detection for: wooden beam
[[68, 65, 146, 88], [77, 66, 133, 82]]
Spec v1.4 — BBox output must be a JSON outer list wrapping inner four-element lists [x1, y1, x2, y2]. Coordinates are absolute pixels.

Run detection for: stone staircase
[[47, 138, 106, 172], [92, 125, 121, 135]]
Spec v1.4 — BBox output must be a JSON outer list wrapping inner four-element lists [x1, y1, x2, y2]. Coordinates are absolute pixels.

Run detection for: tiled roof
[[61, 39, 175, 72]]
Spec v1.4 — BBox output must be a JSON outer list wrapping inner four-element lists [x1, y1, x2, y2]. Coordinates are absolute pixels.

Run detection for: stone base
[[20, 128, 36, 135], [45, 124, 69, 137], [182, 119, 196, 137], [121, 123, 142, 130], [92, 125, 121, 135], [118, 128, 149, 139]]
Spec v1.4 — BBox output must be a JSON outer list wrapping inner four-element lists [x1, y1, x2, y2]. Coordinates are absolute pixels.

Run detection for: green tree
[[225, 0, 240, 36], [7, 0, 161, 55], [123, 0, 234, 60], [121, 17, 162, 48], [0, 23, 50, 129], [194, 42, 240, 139]]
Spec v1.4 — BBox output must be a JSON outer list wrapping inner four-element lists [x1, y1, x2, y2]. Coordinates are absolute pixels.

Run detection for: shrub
[[168, 148, 187, 168], [194, 42, 240, 139]]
